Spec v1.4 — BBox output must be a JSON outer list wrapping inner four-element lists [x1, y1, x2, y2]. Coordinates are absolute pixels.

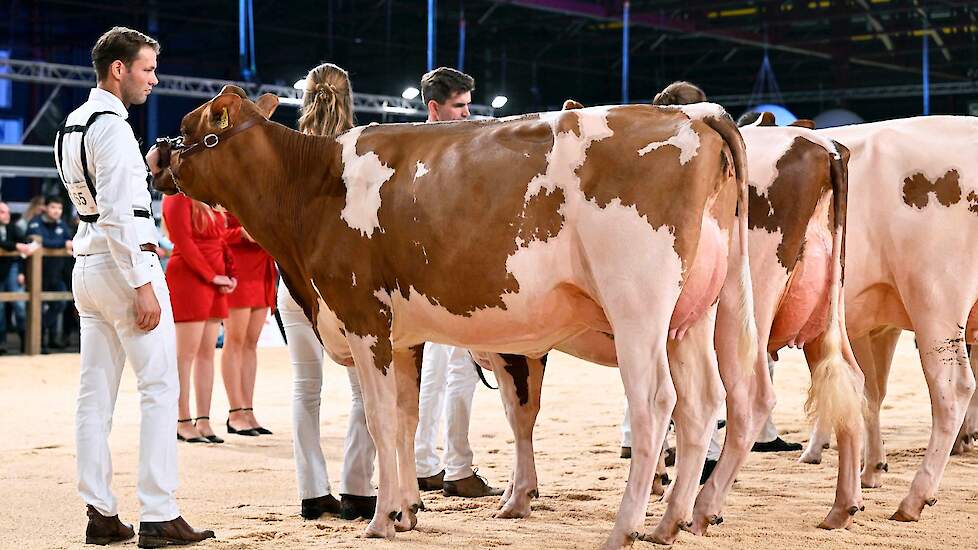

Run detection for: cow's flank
[[902, 169, 962, 209]]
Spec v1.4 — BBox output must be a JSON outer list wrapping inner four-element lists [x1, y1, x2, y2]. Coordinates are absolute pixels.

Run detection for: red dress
[[163, 194, 236, 322], [225, 214, 277, 309]]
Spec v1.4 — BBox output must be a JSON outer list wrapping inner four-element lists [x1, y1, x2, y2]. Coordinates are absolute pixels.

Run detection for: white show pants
[[73, 252, 180, 522], [414, 342, 479, 481], [278, 282, 375, 498]]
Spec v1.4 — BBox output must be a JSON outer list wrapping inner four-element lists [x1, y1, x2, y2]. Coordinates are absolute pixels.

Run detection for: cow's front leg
[[392, 344, 424, 532], [345, 322, 400, 540], [494, 354, 545, 519], [647, 304, 724, 544]]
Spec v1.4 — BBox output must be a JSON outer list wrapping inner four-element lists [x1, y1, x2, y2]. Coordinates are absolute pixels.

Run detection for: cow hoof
[[394, 507, 418, 532], [876, 462, 889, 472], [495, 502, 531, 519], [861, 471, 883, 489], [818, 507, 854, 530], [925, 497, 937, 507], [639, 524, 680, 545], [890, 509, 920, 522], [687, 514, 712, 536], [799, 448, 823, 464], [364, 519, 395, 540], [600, 531, 638, 550]]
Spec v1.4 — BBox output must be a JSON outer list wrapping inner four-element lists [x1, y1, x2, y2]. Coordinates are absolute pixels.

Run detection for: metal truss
[[708, 81, 978, 107], [0, 58, 495, 117]]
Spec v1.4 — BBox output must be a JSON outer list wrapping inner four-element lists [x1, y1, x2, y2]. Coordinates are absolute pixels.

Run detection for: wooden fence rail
[[0, 235, 73, 355]]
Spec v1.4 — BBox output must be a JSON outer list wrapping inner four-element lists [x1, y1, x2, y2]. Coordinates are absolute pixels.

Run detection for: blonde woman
[[284, 63, 376, 521]]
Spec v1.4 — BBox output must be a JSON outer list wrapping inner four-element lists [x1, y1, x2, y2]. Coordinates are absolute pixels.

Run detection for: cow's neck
[[220, 124, 346, 320]]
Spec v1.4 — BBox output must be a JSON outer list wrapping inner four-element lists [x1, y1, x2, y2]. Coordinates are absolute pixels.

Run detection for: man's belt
[[79, 208, 152, 224], [77, 242, 158, 257]]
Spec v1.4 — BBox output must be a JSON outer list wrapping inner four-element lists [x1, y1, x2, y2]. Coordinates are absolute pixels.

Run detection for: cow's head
[[152, 85, 279, 209]]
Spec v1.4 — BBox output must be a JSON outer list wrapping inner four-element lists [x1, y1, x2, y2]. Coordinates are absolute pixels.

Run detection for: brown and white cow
[[797, 116, 978, 522], [552, 101, 863, 534], [150, 85, 756, 548]]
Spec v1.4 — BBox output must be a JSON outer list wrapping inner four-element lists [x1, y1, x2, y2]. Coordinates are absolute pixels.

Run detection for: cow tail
[[703, 113, 758, 376], [804, 142, 865, 436]]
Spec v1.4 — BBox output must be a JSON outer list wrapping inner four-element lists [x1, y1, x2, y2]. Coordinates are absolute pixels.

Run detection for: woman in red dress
[[163, 194, 239, 442], [221, 213, 277, 435]]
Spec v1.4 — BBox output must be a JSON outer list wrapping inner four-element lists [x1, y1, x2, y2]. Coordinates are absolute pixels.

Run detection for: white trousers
[[414, 343, 479, 481], [73, 252, 180, 522], [278, 282, 375, 498]]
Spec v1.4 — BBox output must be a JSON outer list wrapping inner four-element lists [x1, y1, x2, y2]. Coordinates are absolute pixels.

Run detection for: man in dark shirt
[[26, 195, 74, 351], [0, 202, 30, 353]]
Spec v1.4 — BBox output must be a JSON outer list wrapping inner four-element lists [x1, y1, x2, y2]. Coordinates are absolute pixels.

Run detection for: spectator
[[0, 201, 30, 353], [221, 213, 276, 436], [162, 194, 237, 443], [26, 195, 74, 352], [14, 195, 45, 236]]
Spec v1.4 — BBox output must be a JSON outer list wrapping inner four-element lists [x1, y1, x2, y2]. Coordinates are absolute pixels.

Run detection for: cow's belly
[[669, 216, 727, 340], [768, 224, 832, 349]]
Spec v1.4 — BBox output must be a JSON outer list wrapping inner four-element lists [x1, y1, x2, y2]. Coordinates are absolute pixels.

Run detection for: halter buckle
[[203, 134, 219, 148]]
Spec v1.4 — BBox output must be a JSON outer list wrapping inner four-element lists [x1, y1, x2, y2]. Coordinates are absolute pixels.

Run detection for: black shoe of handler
[[340, 494, 377, 520], [301, 494, 342, 520], [752, 437, 804, 453], [700, 459, 718, 485]]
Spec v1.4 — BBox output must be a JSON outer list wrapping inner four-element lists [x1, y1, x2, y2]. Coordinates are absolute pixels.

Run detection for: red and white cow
[[798, 116, 978, 522], [150, 86, 756, 549]]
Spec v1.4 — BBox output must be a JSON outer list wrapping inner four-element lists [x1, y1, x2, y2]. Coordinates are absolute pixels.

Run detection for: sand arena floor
[[3, 332, 978, 549]]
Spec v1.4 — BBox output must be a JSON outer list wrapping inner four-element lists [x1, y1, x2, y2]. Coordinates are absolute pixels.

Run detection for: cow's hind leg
[[952, 345, 978, 455], [858, 328, 900, 489], [891, 318, 975, 522], [646, 304, 724, 544], [392, 345, 424, 532], [494, 354, 545, 519]]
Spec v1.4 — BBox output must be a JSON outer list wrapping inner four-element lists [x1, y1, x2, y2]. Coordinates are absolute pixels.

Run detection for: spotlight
[[491, 95, 508, 108], [402, 87, 421, 100]]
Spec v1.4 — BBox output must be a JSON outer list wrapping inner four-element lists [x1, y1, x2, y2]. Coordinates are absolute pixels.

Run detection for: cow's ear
[[255, 93, 280, 119], [208, 93, 243, 130], [562, 99, 584, 111], [757, 112, 777, 126], [790, 119, 816, 129]]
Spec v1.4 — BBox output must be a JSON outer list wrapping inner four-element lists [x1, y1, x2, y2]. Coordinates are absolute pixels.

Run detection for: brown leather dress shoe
[[443, 471, 504, 498], [417, 469, 445, 491], [85, 505, 135, 545], [137, 516, 215, 548]]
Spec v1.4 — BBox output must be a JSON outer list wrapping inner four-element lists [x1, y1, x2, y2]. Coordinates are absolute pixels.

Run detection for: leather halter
[[155, 115, 265, 188]]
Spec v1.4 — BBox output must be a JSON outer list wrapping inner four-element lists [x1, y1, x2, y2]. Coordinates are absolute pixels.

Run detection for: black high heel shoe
[[226, 408, 259, 436], [176, 418, 208, 443], [194, 416, 224, 444], [243, 407, 272, 435]]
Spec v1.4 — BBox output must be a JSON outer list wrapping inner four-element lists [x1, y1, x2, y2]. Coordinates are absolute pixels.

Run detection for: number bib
[[64, 180, 98, 217]]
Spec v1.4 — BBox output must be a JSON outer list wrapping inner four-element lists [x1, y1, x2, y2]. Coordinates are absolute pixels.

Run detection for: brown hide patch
[[902, 170, 961, 209], [967, 191, 978, 216], [500, 353, 531, 406], [411, 344, 424, 389], [553, 111, 582, 137], [349, 115, 559, 317], [747, 137, 830, 270], [518, 188, 566, 242], [579, 106, 726, 269]]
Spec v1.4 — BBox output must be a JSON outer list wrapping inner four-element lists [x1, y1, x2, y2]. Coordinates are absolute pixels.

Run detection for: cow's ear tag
[[218, 108, 230, 129]]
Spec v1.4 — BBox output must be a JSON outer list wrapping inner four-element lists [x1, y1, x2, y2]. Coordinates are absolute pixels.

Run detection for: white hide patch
[[637, 119, 700, 164], [415, 161, 429, 179], [676, 102, 728, 122], [525, 106, 615, 202], [337, 126, 396, 237], [346, 332, 383, 370]]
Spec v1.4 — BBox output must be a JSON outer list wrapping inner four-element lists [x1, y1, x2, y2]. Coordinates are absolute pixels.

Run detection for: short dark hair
[[44, 195, 63, 206], [652, 81, 707, 106], [421, 67, 475, 105], [91, 26, 160, 82]]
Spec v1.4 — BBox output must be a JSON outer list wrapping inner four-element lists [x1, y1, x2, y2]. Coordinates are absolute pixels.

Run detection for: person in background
[[162, 194, 237, 443], [0, 201, 31, 353], [14, 195, 45, 236], [26, 195, 74, 352], [221, 213, 277, 436], [284, 61, 377, 522]]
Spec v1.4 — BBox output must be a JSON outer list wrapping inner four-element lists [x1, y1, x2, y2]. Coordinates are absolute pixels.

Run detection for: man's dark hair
[[91, 26, 160, 82], [421, 67, 475, 104], [44, 195, 63, 206]]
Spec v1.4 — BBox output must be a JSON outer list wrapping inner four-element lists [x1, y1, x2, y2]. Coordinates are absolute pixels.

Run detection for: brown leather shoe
[[443, 471, 504, 498], [137, 516, 215, 548], [417, 469, 445, 491], [85, 505, 135, 545]]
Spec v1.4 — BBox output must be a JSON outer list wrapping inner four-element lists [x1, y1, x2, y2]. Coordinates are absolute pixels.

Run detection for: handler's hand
[[135, 283, 161, 331], [145, 145, 162, 176]]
